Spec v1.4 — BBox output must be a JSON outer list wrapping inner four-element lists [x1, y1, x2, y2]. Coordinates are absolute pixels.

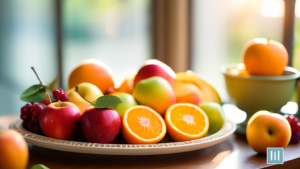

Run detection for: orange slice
[[122, 105, 167, 144], [165, 103, 209, 141]]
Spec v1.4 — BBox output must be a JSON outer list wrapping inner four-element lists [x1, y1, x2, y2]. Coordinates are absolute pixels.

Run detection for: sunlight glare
[[260, 0, 284, 18]]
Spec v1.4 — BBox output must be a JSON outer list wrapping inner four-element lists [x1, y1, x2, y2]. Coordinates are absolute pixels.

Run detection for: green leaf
[[42, 85, 56, 102], [92, 95, 123, 109], [30, 164, 50, 169], [20, 84, 47, 103]]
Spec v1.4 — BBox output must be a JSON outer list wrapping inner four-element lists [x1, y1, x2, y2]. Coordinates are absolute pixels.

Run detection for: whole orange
[[68, 59, 115, 94], [246, 111, 291, 154], [243, 38, 288, 76], [0, 130, 28, 169]]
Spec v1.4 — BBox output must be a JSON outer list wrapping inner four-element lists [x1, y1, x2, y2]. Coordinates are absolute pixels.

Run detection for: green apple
[[66, 82, 103, 114], [110, 92, 137, 117], [200, 102, 225, 136]]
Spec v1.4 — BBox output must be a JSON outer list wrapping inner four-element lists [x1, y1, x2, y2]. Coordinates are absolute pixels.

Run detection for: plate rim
[[9, 119, 236, 155]]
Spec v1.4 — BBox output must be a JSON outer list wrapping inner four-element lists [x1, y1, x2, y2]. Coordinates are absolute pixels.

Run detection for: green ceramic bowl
[[221, 63, 300, 120]]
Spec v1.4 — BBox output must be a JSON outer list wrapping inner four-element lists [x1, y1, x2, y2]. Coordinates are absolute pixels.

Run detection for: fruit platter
[[10, 59, 236, 155]]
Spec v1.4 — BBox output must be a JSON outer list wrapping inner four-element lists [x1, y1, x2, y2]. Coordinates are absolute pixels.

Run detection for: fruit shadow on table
[[26, 141, 233, 169]]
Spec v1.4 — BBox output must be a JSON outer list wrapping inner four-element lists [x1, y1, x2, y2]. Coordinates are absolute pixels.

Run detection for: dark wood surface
[[1, 115, 300, 169]]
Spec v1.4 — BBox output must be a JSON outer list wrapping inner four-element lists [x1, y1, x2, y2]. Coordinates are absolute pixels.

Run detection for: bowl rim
[[220, 63, 300, 81]]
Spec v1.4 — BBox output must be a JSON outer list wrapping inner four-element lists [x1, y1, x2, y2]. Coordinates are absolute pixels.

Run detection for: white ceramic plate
[[9, 119, 236, 155]]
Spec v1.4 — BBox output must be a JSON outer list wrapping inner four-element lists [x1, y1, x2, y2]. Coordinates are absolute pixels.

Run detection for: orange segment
[[122, 106, 166, 144], [165, 103, 209, 141]]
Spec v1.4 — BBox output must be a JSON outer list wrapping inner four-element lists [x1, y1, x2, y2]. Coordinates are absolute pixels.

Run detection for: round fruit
[[132, 76, 176, 116], [122, 105, 166, 144], [66, 82, 103, 114], [285, 115, 300, 143], [110, 92, 138, 117], [175, 71, 221, 104], [68, 59, 114, 94], [243, 38, 288, 76], [246, 111, 291, 154], [173, 81, 202, 105], [39, 102, 81, 140], [52, 88, 68, 102], [164, 103, 209, 141], [134, 59, 176, 86], [81, 107, 121, 143], [200, 102, 225, 135], [0, 130, 28, 169], [21, 103, 45, 134]]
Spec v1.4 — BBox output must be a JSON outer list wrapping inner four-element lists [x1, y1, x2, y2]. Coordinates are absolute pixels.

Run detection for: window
[[192, 0, 285, 101], [62, 0, 151, 88], [0, 0, 56, 115]]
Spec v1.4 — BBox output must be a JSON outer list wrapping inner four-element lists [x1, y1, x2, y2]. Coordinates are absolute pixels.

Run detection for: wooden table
[[1, 115, 300, 169]]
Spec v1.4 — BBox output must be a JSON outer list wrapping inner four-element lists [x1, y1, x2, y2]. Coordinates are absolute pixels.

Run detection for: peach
[[246, 111, 291, 154], [0, 130, 28, 169], [173, 81, 202, 105], [132, 77, 176, 116], [134, 59, 176, 86]]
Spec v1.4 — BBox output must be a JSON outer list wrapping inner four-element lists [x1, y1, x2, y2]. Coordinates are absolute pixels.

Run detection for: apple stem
[[31, 67, 52, 104], [58, 100, 62, 108], [267, 38, 270, 44], [75, 86, 92, 105]]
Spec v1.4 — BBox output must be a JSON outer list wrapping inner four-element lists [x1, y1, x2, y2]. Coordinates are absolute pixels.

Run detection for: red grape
[[59, 93, 68, 101], [20, 102, 46, 134], [58, 88, 64, 94], [20, 103, 32, 116], [31, 116, 39, 124], [32, 103, 45, 117], [286, 115, 298, 126], [291, 129, 300, 143], [286, 115, 300, 144], [292, 123, 300, 133], [20, 114, 30, 121], [52, 89, 61, 100], [52, 88, 68, 102], [30, 125, 41, 134]]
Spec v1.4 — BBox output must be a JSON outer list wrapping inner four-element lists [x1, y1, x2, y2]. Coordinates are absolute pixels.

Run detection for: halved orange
[[121, 105, 167, 144], [165, 103, 209, 141]]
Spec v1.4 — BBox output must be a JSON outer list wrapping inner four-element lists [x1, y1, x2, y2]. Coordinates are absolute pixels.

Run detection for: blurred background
[[0, 0, 299, 115]]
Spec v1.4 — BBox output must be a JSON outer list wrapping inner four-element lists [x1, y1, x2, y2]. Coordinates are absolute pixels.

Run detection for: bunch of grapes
[[286, 115, 300, 143], [52, 88, 68, 102], [20, 102, 46, 134], [20, 88, 69, 134]]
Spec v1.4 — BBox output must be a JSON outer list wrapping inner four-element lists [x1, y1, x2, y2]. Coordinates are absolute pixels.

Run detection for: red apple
[[39, 102, 81, 140], [81, 107, 121, 143], [134, 59, 176, 86]]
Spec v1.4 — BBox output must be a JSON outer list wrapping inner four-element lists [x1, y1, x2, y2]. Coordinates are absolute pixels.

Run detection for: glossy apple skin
[[133, 76, 176, 116], [81, 107, 121, 143], [110, 92, 138, 118], [39, 102, 81, 140], [246, 111, 291, 154], [134, 59, 176, 86]]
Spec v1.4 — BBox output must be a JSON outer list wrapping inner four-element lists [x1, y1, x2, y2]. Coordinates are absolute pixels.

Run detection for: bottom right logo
[[267, 147, 284, 164]]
